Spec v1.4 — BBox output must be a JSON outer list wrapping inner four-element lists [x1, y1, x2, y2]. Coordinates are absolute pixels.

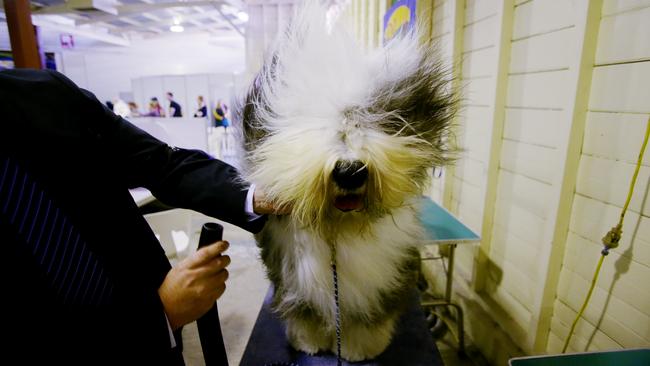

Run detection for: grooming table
[[418, 197, 481, 355], [240, 286, 444, 366]]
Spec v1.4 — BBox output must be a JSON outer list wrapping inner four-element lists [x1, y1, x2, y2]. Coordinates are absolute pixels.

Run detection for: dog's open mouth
[[334, 194, 364, 212]]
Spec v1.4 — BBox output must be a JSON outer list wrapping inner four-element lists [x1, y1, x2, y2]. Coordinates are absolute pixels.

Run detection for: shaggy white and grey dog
[[234, 5, 456, 362]]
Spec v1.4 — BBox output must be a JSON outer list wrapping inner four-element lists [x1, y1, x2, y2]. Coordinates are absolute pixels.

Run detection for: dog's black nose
[[333, 160, 368, 190]]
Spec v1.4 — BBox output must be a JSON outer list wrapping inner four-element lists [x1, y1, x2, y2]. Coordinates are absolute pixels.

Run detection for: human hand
[[253, 189, 292, 215], [158, 241, 231, 330]]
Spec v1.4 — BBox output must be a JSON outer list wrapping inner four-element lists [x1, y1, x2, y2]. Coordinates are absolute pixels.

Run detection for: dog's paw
[[287, 334, 322, 355], [286, 321, 331, 355]]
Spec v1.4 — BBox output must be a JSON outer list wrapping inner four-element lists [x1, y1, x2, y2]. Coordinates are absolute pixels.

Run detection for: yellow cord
[[620, 117, 650, 227], [562, 117, 650, 353], [561, 254, 605, 353]]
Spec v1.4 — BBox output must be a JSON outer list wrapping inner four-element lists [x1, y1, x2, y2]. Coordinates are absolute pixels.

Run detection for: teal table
[[418, 197, 480, 355], [509, 348, 650, 366]]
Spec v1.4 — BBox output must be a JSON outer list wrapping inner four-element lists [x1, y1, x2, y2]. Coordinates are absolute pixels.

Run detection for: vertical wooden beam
[[377, 0, 389, 43], [367, 0, 378, 49], [442, 0, 467, 210], [360, 0, 368, 48], [529, 0, 603, 353], [416, 0, 433, 42], [4, 0, 41, 69], [473, 0, 515, 291]]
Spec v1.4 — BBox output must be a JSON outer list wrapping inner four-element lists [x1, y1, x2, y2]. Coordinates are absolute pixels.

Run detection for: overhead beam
[[67, 1, 226, 25], [4, 0, 41, 68], [32, 16, 131, 46], [215, 6, 244, 37], [106, 9, 225, 34]]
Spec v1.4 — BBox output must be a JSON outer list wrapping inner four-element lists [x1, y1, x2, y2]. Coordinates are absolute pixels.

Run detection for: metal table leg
[[421, 243, 465, 355]]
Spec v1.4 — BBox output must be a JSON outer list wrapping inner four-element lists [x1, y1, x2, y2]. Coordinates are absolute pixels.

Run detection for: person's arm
[[50, 71, 266, 233]]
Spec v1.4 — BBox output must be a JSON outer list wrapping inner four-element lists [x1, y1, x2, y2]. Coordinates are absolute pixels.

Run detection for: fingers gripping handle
[[197, 222, 229, 366], [198, 222, 224, 248]]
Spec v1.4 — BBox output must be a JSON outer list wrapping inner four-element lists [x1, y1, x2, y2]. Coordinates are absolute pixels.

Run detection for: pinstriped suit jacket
[[0, 69, 264, 364]]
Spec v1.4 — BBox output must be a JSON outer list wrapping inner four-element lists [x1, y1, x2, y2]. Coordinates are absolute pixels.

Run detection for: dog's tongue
[[334, 195, 364, 211]]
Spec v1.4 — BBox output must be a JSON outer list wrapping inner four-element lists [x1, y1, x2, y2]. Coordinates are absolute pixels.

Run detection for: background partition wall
[[132, 73, 236, 120]]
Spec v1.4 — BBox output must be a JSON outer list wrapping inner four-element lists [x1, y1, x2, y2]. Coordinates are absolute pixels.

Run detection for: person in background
[[148, 97, 165, 117], [193, 95, 208, 118], [213, 100, 228, 129], [167, 92, 182, 117], [128, 102, 141, 117]]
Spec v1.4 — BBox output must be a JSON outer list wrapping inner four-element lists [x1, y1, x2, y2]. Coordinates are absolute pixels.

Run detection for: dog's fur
[[234, 4, 456, 361]]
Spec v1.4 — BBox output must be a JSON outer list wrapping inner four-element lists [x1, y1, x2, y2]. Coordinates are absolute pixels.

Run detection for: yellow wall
[[349, 0, 650, 364]]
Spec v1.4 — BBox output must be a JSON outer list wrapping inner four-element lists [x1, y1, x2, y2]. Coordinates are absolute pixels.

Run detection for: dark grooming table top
[[240, 286, 444, 366]]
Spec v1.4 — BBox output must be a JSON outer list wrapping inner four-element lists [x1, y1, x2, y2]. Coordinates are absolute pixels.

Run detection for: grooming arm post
[[196, 223, 229, 366]]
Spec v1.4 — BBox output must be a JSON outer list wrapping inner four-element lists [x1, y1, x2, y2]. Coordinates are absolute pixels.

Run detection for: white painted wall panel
[[451, 178, 485, 214], [500, 140, 558, 184], [576, 155, 650, 216], [456, 199, 484, 234], [487, 258, 536, 312], [453, 156, 487, 188], [589, 62, 650, 113], [462, 46, 496, 78], [432, 0, 454, 40], [485, 277, 533, 330], [509, 27, 573, 73], [596, 7, 650, 64], [463, 15, 497, 52], [460, 105, 493, 136], [457, 130, 491, 162], [512, 0, 576, 40], [496, 169, 553, 220], [494, 197, 548, 248], [434, 33, 455, 65], [465, 0, 499, 24], [463, 76, 495, 106], [583, 112, 650, 165], [602, 0, 650, 16], [490, 223, 542, 281], [503, 108, 564, 148], [506, 70, 570, 109]]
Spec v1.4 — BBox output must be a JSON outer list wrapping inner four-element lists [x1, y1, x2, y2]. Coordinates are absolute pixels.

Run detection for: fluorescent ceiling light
[[170, 25, 184, 33], [237, 11, 249, 22]]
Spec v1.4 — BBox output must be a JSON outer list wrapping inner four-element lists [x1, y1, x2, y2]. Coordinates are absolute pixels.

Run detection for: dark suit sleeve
[[49, 71, 266, 233]]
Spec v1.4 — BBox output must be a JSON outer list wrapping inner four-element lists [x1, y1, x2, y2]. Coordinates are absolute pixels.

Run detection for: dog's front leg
[[340, 316, 397, 362], [286, 316, 333, 355]]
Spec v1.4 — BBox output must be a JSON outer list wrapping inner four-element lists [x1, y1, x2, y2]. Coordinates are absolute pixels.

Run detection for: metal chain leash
[[330, 243, 343, 366]]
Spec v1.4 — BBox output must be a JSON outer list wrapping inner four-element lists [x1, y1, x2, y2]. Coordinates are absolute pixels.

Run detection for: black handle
[[197, 222, 229, 366]]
